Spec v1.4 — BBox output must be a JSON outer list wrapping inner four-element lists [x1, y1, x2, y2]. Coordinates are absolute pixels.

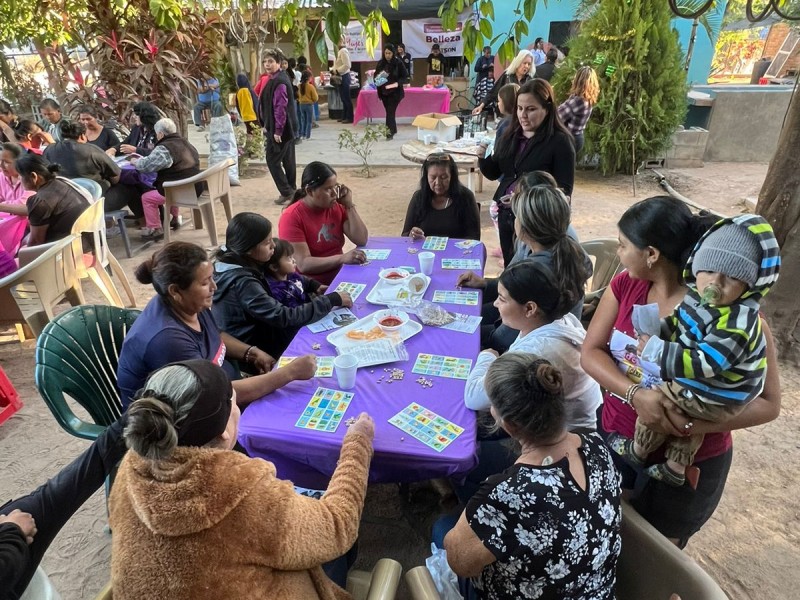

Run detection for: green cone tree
[[553, 0, 688, 174]]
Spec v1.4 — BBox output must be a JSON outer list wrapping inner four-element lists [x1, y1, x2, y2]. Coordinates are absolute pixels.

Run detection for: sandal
[[645, 463, 686, 487], [606, 432, 645, 467]]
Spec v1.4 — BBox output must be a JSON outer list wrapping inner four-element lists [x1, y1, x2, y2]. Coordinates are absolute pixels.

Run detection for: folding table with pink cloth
[[353, 87, 451, 125]]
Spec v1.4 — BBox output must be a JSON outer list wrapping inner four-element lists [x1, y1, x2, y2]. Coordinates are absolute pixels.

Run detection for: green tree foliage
[[553, 0, 688, 174]]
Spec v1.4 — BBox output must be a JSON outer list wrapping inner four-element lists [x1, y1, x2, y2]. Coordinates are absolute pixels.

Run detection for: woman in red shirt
[[277, 161, 368, 286], [581, 195, 781, 548]]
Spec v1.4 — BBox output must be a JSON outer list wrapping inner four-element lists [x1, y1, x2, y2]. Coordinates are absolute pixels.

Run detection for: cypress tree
[[553, 0, 687, 174]]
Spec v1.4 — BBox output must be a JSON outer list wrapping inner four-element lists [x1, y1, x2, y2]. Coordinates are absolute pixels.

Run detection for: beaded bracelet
[[243, 345, 256, 363], [623, 383, 641, 408]]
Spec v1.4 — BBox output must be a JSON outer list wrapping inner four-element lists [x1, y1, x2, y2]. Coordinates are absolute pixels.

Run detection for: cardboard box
[[412, 113, 463, 144]]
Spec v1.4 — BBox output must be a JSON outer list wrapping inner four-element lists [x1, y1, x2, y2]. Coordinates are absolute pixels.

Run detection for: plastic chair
[[72, 177, 133, 259], [581, 238, 623, 300], [92, 558, 402, 600], [162, 158, 235, 246], [35, 304, 141, 440], [0, 235, 84, 341], [69, 198, 137, 308], [405, 565, 441, 600], [618, 500, 729, 599]]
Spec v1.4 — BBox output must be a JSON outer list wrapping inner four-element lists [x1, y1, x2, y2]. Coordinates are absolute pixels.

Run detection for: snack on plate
[[345, 326, 387, 341], [416, 301, 456, 326], [407, 274, 427, 294]]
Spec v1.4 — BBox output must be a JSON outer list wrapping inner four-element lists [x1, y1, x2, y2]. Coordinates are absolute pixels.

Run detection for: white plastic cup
[[423, 134, 432, 145], [418, 251, 435, 276], [334, 354, 359, 390]]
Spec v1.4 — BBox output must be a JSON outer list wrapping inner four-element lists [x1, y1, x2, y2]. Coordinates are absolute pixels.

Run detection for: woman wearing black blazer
[[478, 78, 575, 264], [374, 44, 409, 140]]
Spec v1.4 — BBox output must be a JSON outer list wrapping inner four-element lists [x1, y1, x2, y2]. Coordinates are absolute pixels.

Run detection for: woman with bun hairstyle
[[465, 260, 600, 430], [581, 196, 782, 547], [213, 212, 354, 359], [116, 241, 317, 409], [441, 354, 621, 599], [458, 183, 591, 353], [15, 153, 90, 247], [43, 120, 121, 192], [111, 359, 376, 599], [278, 161, 368, 286]]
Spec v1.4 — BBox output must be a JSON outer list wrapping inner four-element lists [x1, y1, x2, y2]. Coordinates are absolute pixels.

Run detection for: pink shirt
[[0, 172, 33, 254]]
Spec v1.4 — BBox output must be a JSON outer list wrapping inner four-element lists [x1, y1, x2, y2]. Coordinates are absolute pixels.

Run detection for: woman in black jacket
[[478, 78, 575, 264], [374, 44, 408, 140], [212, 212, 353, 359]]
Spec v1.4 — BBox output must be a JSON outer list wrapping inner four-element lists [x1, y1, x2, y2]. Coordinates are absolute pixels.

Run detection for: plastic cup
[[423, 134, 432, 145], [334, 354, 359, 390], [418, 251, 435, 276]]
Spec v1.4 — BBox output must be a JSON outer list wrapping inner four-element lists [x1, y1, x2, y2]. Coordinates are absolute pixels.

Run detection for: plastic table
[[238, 236, 485, 489], [353, 87, 451, 125]]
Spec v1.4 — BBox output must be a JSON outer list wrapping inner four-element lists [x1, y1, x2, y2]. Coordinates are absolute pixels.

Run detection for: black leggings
[[0, 418, 127, 598], [497, 205, 516, 266], [381, 94, 402, 135]]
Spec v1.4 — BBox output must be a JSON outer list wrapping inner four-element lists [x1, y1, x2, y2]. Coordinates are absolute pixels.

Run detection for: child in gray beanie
[[611, 214, 780, 487]]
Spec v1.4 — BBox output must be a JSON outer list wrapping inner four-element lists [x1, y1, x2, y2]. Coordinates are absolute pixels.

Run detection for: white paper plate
[[327, 310, 423, 349], [365, 274, 431, 306]]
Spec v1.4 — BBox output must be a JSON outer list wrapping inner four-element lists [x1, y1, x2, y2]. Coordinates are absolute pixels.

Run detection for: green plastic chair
[[35, 305, 140, 440]]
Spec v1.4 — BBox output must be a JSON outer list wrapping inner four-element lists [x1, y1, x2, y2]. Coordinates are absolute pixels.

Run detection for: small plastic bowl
[[374, 309, 409, 333], [379, 268, 410, 285]]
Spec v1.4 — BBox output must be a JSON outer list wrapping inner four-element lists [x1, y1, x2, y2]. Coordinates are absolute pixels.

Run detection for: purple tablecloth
[[238, 236, 485, 488]]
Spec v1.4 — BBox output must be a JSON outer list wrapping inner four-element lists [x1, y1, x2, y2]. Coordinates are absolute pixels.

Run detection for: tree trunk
[[756, 87, 800, 365]]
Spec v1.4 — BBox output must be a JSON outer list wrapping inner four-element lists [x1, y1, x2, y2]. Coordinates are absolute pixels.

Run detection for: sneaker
[[196, 126, 205, 132], [607, 432, 645, 467], [645, 463, 686, 487], [140, 227, 164, 241], [274, 195, 292, 205], [106, 226, 121, 238], [386, 133, 394, 140], [170, 215, 183, 230], [311, 122, 319, 128], [294, 138, 302, 145]]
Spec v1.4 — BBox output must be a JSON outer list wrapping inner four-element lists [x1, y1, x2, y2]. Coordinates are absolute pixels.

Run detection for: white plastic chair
[[161, 158, 235, 246]]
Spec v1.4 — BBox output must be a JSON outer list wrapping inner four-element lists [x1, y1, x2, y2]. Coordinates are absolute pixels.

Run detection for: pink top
[[0, 172, 33, 255], [601, 271, 732, 463]]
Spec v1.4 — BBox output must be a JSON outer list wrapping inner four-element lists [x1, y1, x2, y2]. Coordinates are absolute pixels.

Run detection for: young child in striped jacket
[[615, 214, 780, 486]]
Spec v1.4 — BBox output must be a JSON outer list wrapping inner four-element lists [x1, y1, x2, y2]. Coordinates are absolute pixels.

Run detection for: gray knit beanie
[[692, 223, 761, 287]]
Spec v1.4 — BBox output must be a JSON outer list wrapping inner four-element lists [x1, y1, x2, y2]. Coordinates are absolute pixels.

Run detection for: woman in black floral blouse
[[443, 353, 622, 599]]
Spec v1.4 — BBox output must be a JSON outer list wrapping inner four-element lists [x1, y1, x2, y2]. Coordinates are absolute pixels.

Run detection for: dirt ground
[[0, 159, 797, 599]]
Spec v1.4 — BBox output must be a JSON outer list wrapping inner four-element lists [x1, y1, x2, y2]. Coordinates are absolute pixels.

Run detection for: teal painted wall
[[486, 0, 726, 85]]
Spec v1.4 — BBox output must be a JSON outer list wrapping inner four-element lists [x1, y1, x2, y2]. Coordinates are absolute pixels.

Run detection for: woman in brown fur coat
[[109, 359, 374, 599]]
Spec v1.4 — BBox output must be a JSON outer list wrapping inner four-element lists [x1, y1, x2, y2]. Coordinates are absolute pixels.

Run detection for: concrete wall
[[692, 85, 794, 162]]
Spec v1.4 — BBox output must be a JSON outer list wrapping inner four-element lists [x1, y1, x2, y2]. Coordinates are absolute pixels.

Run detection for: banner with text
[[325, 21, 382, 62], [401, 11, 471, 59]]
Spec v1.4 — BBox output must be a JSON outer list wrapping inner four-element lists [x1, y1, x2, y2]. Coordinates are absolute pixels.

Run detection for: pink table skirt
[[353, 87, 451, 125]]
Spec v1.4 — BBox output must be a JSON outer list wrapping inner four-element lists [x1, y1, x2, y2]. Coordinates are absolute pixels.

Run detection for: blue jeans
[[339, 72, 353, 122], [299, 103, 314, 138], [193, 100, 223, 125], [313, 102, 320, 121]]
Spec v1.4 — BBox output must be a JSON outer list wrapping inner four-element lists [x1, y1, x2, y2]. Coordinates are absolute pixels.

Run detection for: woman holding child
[[581, 196, 782, 547], [213, 212, 354, 359]]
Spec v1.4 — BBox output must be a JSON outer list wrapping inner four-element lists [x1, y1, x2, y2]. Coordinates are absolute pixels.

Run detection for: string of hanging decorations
[[668, 0, 800, 22]]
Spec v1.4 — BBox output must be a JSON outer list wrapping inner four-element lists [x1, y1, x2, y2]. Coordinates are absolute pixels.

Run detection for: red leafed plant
[[46, 0, 223, 136]]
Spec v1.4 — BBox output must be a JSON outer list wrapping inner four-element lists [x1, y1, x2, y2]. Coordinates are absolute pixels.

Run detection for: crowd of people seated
[[0, 52, 784, 600]]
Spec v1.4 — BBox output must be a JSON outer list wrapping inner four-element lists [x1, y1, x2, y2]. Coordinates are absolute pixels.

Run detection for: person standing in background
[[473, 46, 495, 105], [374, 44, 408, 140], [297, 56, 320, 127], [192, 78, 223, 131], [333, 42, 354, 124], [260, 48, 298, 205], [397, 43, 413, 84], [427, 43, 445, 75], [235, 73, 259, 133], [297, 71, 319, 140], [558, 66, 600, 155], [532, 38, 547, 66], [535, 48, 559, 81]]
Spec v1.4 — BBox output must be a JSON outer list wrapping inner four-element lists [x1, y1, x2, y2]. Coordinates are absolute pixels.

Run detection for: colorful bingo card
[[432, 290, 480, 306], [295, 387, 354, 432], [363, 249, 391, 260], [441, 258, 482, 270], [422, 236, 449, 251], [332, 282, 366, 301], [278, 356, 335, 378], [388, 403, 464, 452], [412, 353, 473, 380]]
